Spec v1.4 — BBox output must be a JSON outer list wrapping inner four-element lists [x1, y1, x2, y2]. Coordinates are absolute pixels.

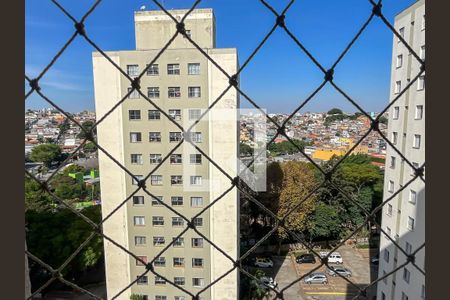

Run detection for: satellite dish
[[140, 5, 146, 10]]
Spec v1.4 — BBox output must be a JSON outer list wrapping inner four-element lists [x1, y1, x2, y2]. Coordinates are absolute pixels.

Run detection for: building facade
[[93, 9, 239, 300], [377, 1, 425, 300]]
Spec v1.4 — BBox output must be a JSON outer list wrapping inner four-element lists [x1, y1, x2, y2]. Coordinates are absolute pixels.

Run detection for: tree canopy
[[30, 144, 61, 167], [327, 108, 343, 115]]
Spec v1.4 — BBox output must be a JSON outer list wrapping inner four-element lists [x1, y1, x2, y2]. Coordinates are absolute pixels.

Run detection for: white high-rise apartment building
[[377, 1, 425, 300], [93, 8, 239, 300]]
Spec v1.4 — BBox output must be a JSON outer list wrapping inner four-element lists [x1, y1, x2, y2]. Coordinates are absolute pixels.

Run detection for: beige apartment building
[[93, 8, 239, 300], [377, 1, 425, 300]]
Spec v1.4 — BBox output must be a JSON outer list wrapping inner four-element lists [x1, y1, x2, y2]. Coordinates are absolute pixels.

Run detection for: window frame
[[415, 105, 423, 120], [147, 87, 160, 98], [146, 64, 159, 76], [127, 64, 139, 77], [148, 110, 161, 120], [127, 87, 140, 99], [167, 64, 180, 75], [188, 86, 201, 98], [131, 154, 143, 165], [188, 63, 200, 75], [130, 132, 142, 143], [133, 195, 144, 205], [128, 110, 141, 120], [134, 216, 145, 226], [149, 132, 162, 142], [168, 86, 181, 98]]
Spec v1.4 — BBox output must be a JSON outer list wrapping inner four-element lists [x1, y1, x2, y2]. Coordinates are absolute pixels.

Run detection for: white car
[[254, 258, 274, 268], [259, 276, 278, 289], [320, 252, 343, 264]]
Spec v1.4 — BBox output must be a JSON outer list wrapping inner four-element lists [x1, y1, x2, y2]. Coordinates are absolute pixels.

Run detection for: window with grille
[[171, 175, 183, 185], [174, 277, 185, 285], [136, 275, 148, 285], [190, 154, 202, 164], [168, 87, 181, 98], [392, 132, 398, 145], [393, 106, 400, 119], [175, 297, 185, 300], [172, 237, 184, 247], [413, 134, 421, 149], [191, 197, 203, 207], [146, 63, 159, 75], [172, 217, 184, 227], [127, 64, 139, 77], [154, 257, 166, 267], [133, 196, 144, 205], [409, 190, 417, 204], [170, 154, 182, 164], [408, 217, 415, 231], [405, 241, 412, 255], [127, 87, 140, 99], [130, 132, 142, 143], [132, 175, 144, 185], [151, 196, 163, 206], [128, 110, 141, 120], [188, 63, 200, 75], [168, 109, 181, 120], [188, 86, 201, 98], [192, 238, 203, 248], [150, 154, 162, 164], [169, 132, 182, 142], [150, 175, 163, 185], [192, 258, 204, 268], [134, 236, 146, 246], [155, 276, 166, 285], [415, 105, 423, 120], [193, 217, 203, 227], [192, 278, 204, 288], [134, 216, 145, 226], [148, 110, 161, 120], [190, 176, 202, 185], [171, 196, 183, 206], [155, 296, 166, 300], [395, 80, 402, 94], [153, 236, 165, 246], [417, 75, 425, 90], [136, 256, 147, 266], [131, 154, 143, 165], [152, 216, 164, 226], [189, 109, 201, 120], [167, 64, 180, 75], [173, 257, 185, 267], [147, 87, 160, 98], [149, 132, 161, 142]]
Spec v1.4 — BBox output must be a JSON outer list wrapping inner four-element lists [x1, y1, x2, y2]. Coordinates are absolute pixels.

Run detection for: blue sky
[[25, 0, 416, 113]]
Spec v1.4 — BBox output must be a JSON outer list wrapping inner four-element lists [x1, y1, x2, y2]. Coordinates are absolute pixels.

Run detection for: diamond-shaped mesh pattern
[[25, 0, 425, 299]]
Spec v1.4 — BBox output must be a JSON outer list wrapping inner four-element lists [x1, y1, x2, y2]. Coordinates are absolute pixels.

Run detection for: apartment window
[[127, 64, 139, 77], [402, 292, 409, 300], [188, 63, 200, 75], [136, 256, 147, 266], [393, 106, 400, 119], [148, 110, 161, 120], [189, 109, 201, 120], [171, 196, 183, 206], [155, 276, 166, 285], [174, 277, 185, 285], [150, 154, 162, 164], [192, 258, 204, 268], [413, 134, 421, 149], [132, 175, 144, 185], [190, 132, 202, 143], [381, 292, 386, 300], [171, 175, 183, 185], [129, 110, 141, 120], [192, 278, 204, 288], [149, 132, 161, 142], [386, 227, 391, 237], [390, 156, 396, 169], [396, 54, 403, 68], [190, 154, 202, 164], [172, 217, 184, 227], [417, 75, 425, 90], [172, 237, 184, 247], [128, 87, 140, 99], [168, 109, 181, 121], [131, 154, 143, 165], [134, 216, 145, 226], [411, 162, 419, 177], [147, 87, 160, 98], [193, 217, 203, 227], [405, 241, 412, 255], [169, 132, 183, 142], [421, 14, 425, 30], [188, 86, 201, 98], [167, 64, 180, 75], [190, 176, 202, 185], [403, 268, 410, 283], [392, 132, 398, 145], [173, 257, 185, 267], [136, 275, 148, 285], [168, 87, 181, 98], [420, 45, 425, 60], [421, 285, 425, 299], [151, 175, 163, 186], [407, 217, 415, 231], [170, 154, 182, 164], [398, 27, 405, 42], [133, 196, 144, 205], [152, 216, 164, 226], [130, 132, 142, 143], [409, 190, 417, 204], [382, 271, 388, 284], [192, 238, 203, 248], [387, 204, 393, 216], [191, 197, 203, 207], [394, 81, 401, 94], [154, 257, 166, 267], [146, 63, 159, 75], [153, 236, 165, 246], [415, 105, 423, 120], [384, 249, 390, 263], [151, 196, 163, 206], [134, 236, 146, 246], [388, 180, 394, 193], [175, 297, 185, 300], [155, 296, 166, 300]]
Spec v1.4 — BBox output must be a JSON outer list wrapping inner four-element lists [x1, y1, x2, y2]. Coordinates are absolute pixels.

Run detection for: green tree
[[30, 144, 61, 167], [63, 164, 86, 175], [378, 115, 388, 125], [241, 269, 268, 300], [25, 176, 53, 212], [83, 142, 97, 154], [327, 108, 343, 115], [308, 202, 341, 241], [51, 174, 86, 200], [77, 120, 96, 140], [240, 143, 253, 156]]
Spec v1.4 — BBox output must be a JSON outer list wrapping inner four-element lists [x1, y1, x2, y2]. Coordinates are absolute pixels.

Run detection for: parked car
[[304, 273, 328, 284], [319, 251, 329, 258], [254, 258, 274, 268], [259, 276, 278, 289], [327, 266, 352, 277], [327, 252, 343, 264], [296, 254, 316, 264]]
